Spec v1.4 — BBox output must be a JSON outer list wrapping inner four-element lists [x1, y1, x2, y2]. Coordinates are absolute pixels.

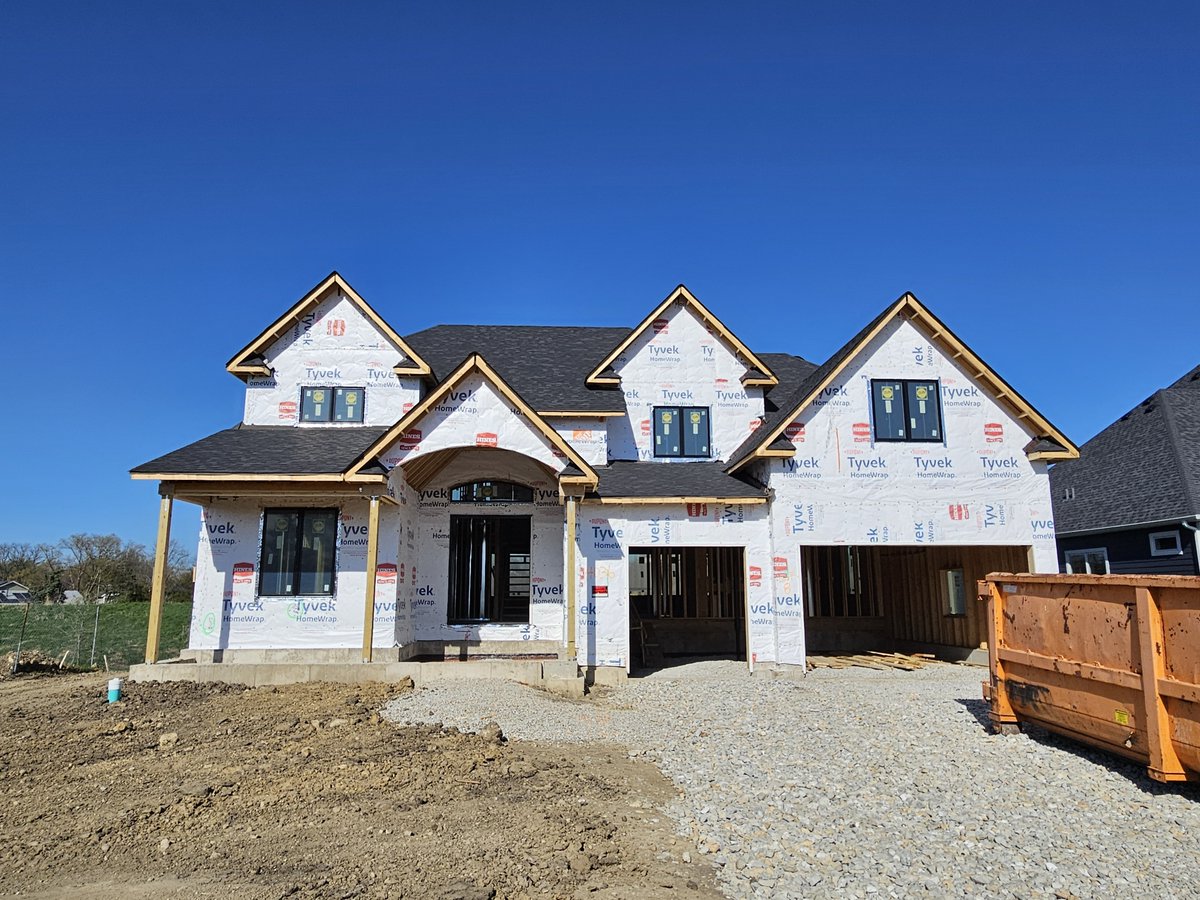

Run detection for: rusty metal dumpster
[[979, 573, 1200, 783]]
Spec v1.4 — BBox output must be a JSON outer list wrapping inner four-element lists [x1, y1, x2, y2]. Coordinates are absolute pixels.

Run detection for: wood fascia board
[[1028, 450, 1078, 462], [346, 354, 599, 485], [727, 292, 1080, 474], [539, 410, 625, 418], [225, 272, 432, 378], [585, 285, 778, 387], [582, 496, 769, 505], [905, 297, 1079, 460], [131, 472, 384, 483], [726, 296, 908, 475]]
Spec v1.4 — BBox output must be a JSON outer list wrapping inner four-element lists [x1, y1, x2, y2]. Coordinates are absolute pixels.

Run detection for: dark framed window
[[870, 379, 942, 442], [301, 386, 364, 423], [447, 515, 531, 623], [654, 406, 710, 457], [258, 508, 338, 596], [450, 481, 534, 503]]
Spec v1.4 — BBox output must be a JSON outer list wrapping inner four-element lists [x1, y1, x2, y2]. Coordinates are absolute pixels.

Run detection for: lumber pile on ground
[[806, 651, 937, 672]]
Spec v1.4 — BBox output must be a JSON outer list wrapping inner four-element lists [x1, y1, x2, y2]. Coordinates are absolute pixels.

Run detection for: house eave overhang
[[346, 353, 600, 488], [225, 272, 433, 381], [585, 284, 778, 388], [727, 292, 1080, 474]]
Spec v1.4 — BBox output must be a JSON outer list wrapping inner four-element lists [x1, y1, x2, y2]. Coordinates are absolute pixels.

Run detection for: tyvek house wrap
[[761, 315, 1060, 665], [242, 288, 422, 426], [575, 503, 774, 668], [189, 499, 404, 650], [376, 373, 572, 474], [409, 451, 566, 644], [605, 301, 765, 462], [372, 372, 574, 644]]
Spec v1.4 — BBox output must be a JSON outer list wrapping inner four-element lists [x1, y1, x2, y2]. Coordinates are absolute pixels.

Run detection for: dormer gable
[[348, 354, 598, 492], [727, 291, 1079, 473], [586, 285, 778, 387], [226, 272, 431, 379]]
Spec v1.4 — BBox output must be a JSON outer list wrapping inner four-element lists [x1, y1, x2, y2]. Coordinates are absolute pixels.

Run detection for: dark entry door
[[447, 515, 531, 623]]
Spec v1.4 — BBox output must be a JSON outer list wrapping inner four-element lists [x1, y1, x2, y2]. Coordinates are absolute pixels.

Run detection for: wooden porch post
[[565, 495, 577, 661], [361, 494, 381, 663], [144, 486, 174, 664]]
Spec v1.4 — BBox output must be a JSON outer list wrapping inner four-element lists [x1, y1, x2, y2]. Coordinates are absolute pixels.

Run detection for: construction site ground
[[0, 670, 719, 900]]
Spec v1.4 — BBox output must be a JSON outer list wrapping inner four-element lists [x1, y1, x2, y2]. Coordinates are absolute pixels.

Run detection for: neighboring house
[[0, 581, 33, 603], [131, 273, 1077, 672], [1051, 365, 1200, 576]]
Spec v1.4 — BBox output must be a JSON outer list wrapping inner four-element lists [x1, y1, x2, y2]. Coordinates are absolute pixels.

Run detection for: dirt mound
[[0, 675, 717, 899], [0, 650, 85, 680]]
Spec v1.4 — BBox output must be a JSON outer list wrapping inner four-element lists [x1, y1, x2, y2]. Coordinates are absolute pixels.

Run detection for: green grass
[[0, 601, 192, 671]]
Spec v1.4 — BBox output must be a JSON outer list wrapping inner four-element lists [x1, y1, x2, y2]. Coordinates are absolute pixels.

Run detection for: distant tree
[[59, 533, 150, 603], [0, 542, 64, 602]]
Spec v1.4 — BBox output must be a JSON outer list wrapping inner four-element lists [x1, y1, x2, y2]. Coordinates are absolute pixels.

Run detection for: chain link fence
[[0, 601, 192, 671]]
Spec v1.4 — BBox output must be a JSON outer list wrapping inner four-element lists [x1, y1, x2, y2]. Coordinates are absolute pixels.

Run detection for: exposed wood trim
[[566, 496, 577, 660], [728, 292, 1080, 474], [132, 472, 386, 483], [362, 495, 381, 664], [582, 496, 768, 505], [346, 353, 599, 486], [539, 410, 624, 418], [585, 284, 778, 387], [225, 272, 432, 379], [144, 490, 174, 665]]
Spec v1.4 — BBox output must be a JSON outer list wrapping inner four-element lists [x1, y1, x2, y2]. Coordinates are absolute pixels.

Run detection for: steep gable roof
[[726, 292, 1079, 473], [226, 272, 432, 379], [347, 353, 598, 488], [585, 285, 779, 387], [1051, 372, 1200, 534]]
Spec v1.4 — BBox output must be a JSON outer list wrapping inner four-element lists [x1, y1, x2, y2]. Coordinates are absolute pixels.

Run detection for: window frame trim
[[299, 385, 367, 424], [869, 378, 945, 444], [257, 507, 340, 598], [652, 405, 712, 459], [1064, 547, 1110, 575], [1149, 530, 1183, 557]]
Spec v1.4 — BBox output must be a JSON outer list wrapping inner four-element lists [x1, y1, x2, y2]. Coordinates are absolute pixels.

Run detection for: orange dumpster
[[979, 572, 1200, 783]]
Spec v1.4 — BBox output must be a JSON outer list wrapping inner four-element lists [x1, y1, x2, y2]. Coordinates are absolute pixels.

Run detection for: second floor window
[[654, 406, 710, 458], [301, 387, 364, 423], [871, 379, 942, 442]]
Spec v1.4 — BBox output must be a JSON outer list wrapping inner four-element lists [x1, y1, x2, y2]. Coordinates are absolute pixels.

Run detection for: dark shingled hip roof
[[131, 425, 390, 476], [402, 325, 632, 413], [1051, 366, 1200, 534], [588, 461, 768, 501]]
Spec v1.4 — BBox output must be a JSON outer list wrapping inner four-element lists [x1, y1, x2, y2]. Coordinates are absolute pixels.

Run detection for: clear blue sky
[[1, 2, 1196, 552]]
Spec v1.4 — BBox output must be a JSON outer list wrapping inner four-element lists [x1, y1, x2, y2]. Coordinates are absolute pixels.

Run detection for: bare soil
[[0, 674, 720, 900]]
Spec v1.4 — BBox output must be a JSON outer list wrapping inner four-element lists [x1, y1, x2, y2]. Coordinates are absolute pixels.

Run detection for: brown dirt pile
[[0, 674, 718, 900]]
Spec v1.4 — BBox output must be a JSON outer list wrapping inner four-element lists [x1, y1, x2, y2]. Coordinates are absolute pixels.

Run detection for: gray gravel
[[384, 660, 1200, 899]]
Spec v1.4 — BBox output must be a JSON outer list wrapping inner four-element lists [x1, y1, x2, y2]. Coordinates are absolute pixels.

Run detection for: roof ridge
[[1158, 387, 1200, 516]]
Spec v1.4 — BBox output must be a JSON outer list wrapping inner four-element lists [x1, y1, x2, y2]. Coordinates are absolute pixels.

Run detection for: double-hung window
[[258, 509, 338, 596], [654, 406, 710, 458], [300, 387, 364, 423], [871, 379, 942, 442]]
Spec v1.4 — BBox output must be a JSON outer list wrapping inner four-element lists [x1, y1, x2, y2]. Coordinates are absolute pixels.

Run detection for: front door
[[447, 515, 531, 624]]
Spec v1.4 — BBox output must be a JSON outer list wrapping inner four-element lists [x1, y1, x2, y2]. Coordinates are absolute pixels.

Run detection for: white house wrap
[[132, 274, 1077, 672]]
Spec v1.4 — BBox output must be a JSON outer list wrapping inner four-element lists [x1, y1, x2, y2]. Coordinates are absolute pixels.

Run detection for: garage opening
[[629, 546, 745, 668], [801, 544, 1029, 657]]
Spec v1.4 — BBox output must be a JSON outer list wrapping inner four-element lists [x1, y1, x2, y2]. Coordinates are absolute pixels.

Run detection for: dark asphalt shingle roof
[[588, 461, 768, 500], [1050, 370, 1200, 534], [726, 305, 895, 470], [402, 325, 631, 413], [131, 425, 389, 476]]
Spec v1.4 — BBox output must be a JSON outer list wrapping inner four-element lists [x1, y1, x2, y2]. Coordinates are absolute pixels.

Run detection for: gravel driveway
[[384, 660, 1200, 899]]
